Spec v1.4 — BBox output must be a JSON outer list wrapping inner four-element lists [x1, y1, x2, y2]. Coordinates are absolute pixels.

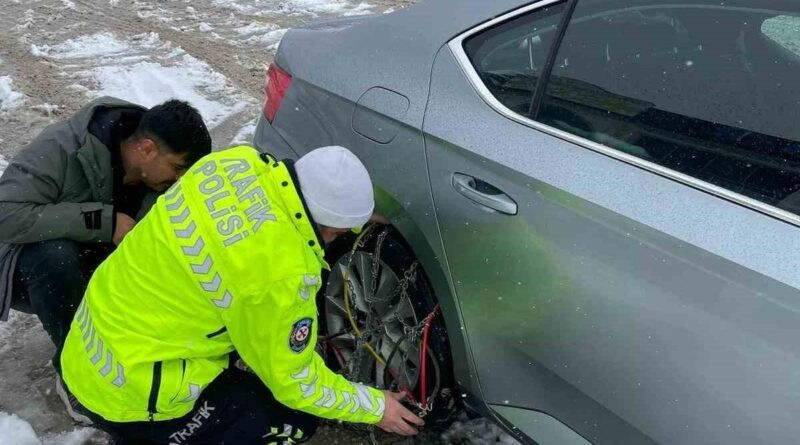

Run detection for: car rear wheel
[[319, 226, 456, 422]]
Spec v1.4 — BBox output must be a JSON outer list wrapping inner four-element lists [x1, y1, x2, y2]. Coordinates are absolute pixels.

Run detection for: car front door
[[424, 1, 800, 444]]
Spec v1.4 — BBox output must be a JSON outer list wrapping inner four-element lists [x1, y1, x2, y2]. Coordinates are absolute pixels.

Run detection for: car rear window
[[534, 1, 800, 216], [463, 3, 566, 117]]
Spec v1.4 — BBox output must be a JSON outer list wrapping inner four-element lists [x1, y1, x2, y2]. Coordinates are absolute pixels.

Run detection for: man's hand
[[377, 391, 424, 436], [113, 213, 136, 245]]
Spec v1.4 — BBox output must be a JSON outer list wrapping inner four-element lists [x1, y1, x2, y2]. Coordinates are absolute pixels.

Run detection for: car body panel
[[491, 404, 592, 445], [255, 1, 800, 443], [254, 112, 299, 160], [352, 87, 409, 144], [424, 36, 800, 444]]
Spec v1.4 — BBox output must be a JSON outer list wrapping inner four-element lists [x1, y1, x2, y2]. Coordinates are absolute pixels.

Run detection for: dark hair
[[134, 99, 212, 165]]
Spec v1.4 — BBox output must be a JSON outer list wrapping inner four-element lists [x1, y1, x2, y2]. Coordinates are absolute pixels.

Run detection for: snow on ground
[[31, 32, 136, 60], [133, 0, 179, 23], [235, 22, 280, 35], [0, 305, 14, 355], [87, 58, 249, 128], [0, 413, 95, 445], [14, 9, 36, 32], [42, 427, 97, 445], [31, 32, 252, 129], [234, 21, 287, 47], [442, 415, 521, 444], [231, 119, 258, 145], [162, 0, 385, 52], [244, 29, 289, 50], [0, 413, 39, 445], [59, 0, 77, 10], [29, 104, 61, 117], [0, 310, 110, 443], [0, 77, 25, 111], [211, 0, 374, 18], [0, 155, 7, 177]]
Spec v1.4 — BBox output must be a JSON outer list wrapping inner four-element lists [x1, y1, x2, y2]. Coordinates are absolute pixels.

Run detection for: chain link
[[367, 229, 388, 303], [394, 261, 421, 339], [337, 227, 436, 419], [368, 427, 379, 445], [416, 399, 434, 418]]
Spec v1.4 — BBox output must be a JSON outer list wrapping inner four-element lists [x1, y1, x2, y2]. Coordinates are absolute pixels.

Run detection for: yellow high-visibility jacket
[[60, 146, 385, 424]]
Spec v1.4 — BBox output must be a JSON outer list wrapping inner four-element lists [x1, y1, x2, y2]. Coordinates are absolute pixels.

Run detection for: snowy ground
[[0, 1, 517, 444], [0, 0, 409, 161]]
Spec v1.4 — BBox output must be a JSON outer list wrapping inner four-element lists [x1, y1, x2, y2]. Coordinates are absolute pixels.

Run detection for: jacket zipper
[[147, 361, 162, 421]]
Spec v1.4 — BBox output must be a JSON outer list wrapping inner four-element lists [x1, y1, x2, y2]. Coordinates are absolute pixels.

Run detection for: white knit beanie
[[295, 146, 374, 229]]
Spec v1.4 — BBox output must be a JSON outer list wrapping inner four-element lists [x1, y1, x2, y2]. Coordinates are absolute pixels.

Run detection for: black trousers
[[74, 368, 319, 445], [12, 239, 113, 349]]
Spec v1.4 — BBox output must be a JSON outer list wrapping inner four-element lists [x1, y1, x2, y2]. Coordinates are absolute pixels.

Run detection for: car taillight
[[263, 63, 292, 123]]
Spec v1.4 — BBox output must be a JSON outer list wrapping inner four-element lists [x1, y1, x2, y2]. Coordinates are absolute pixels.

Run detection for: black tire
[[318, 226, 457, 423]]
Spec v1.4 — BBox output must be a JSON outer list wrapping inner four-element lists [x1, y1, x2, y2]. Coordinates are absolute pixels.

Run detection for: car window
[[463, 3, 566, 117], [535, 1, 800, 216]]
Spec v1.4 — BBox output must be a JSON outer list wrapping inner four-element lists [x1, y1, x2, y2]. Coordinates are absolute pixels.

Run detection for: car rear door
[[423, 1, 800, 444]]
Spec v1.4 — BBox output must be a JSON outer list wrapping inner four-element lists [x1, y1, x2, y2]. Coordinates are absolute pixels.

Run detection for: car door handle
[[452, 173, 518, 215]]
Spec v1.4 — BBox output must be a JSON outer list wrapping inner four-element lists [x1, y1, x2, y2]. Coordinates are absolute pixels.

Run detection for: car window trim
[[527, 0, 577, 119], [448, 0, 800, 228]]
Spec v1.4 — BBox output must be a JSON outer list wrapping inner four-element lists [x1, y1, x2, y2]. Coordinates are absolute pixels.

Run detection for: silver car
[[253, 1, 800, 443]]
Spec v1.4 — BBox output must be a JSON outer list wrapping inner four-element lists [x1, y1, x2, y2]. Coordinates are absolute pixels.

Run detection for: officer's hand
[[377, 390, 424, 436], [369, 212, 390, 225], [113, 213, 136, 245]]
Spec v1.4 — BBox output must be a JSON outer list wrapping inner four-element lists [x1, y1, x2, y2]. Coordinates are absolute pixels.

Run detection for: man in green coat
[[58, 145, 424, 443], [0, 96, 212, 349]]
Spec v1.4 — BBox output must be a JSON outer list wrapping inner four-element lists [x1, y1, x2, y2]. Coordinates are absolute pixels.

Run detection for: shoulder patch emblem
[[289, 318, 313, 353]]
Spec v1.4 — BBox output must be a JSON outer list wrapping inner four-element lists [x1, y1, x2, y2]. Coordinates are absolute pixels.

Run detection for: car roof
[[277, 0, 534, 127], [395, 0, 534, 39]]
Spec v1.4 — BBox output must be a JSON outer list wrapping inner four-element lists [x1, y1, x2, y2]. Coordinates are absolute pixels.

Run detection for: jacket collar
[[284, 160, 325, 247], [73, 97, 147, 156], [72, 97, 147, 202], [265, 155, 328, 270]]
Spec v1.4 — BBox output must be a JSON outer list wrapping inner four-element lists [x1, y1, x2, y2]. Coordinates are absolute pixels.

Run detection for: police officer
[[57, 145, 424, 443]]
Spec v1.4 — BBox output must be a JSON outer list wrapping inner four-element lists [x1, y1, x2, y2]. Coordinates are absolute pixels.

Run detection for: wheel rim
[[324, 251, 422, 390]]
